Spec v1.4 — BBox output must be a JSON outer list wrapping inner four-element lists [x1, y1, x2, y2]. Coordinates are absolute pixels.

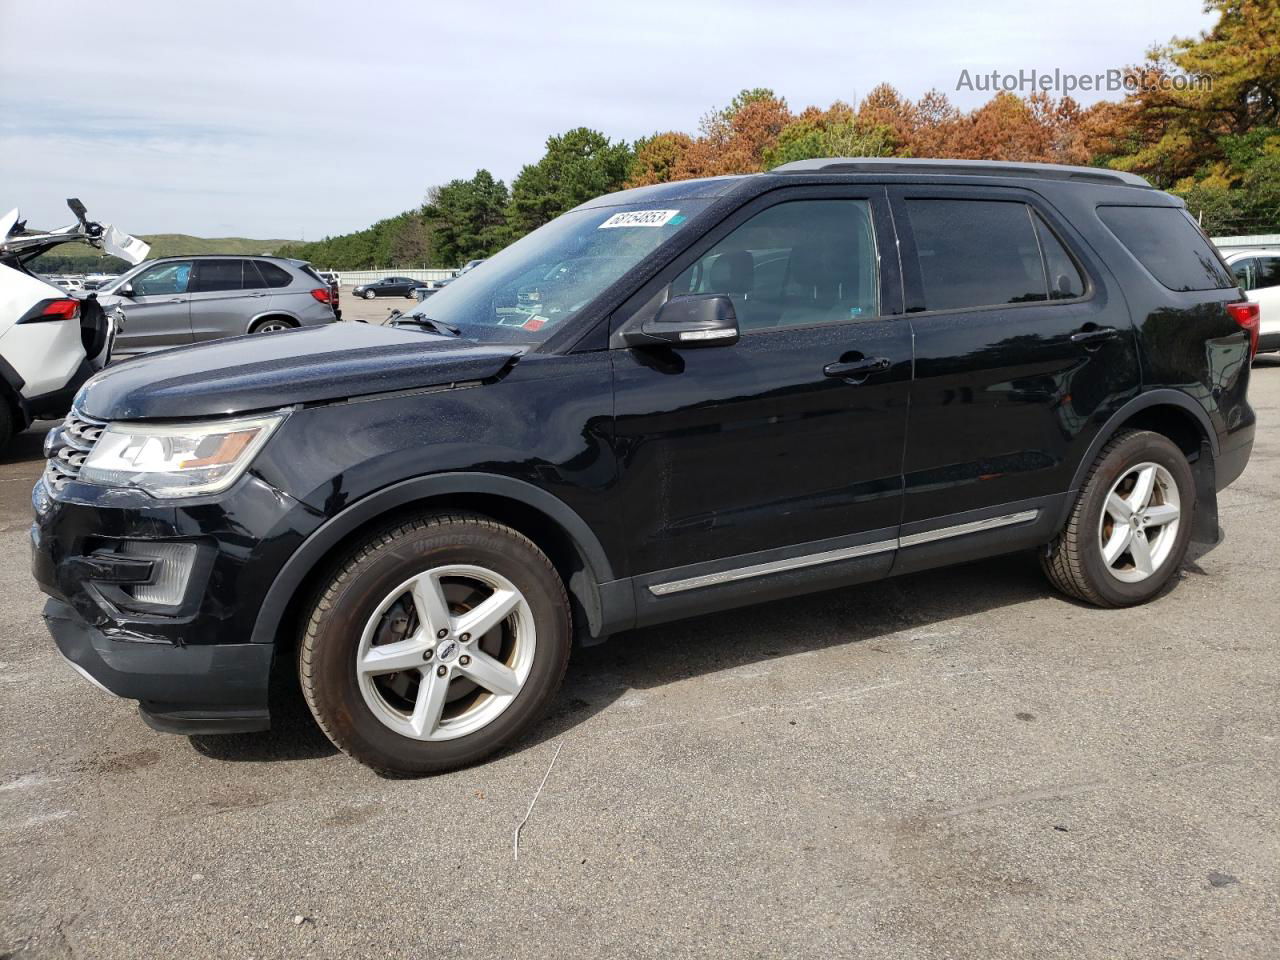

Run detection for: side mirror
[[118, 283, 135, 297], [623, 294, 740, 348]]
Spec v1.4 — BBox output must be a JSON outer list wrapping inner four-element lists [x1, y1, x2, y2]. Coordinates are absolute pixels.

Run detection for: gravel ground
[[1, 361, 1277, 960]]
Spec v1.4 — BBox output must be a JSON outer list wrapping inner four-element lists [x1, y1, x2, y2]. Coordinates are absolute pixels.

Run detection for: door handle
[[824, 356, 891, 380], [1070, 325, 1119, 345]]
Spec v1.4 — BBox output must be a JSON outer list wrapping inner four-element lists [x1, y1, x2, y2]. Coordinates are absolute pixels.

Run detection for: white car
[[1224, 248, 1280, 354], [0, 199, 148, 451]]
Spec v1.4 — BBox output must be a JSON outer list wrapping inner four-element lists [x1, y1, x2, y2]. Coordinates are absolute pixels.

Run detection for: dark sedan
[[352, 276, 420, 299]]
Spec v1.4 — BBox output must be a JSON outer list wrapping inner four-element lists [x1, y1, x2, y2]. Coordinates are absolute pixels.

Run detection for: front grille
[[44, 409, 106, 492]]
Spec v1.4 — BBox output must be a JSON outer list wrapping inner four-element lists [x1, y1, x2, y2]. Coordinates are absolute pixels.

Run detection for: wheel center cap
[[436, 639, 460, 662]]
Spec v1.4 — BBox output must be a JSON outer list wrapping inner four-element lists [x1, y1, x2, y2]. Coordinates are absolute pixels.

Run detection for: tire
[[250, 317, 296, 334], [1041, 429, 1195, 607], [299, 513, 571, 776], [363, 289, 376, 300]]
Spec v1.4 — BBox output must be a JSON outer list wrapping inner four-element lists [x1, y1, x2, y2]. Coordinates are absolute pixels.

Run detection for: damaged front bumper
[[31, 470, 314, 734], [43, 597, 274, 733]]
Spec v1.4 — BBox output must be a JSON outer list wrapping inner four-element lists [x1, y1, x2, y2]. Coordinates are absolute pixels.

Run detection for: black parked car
[[352, 276, 420, 299], [33, 159, 1257, 775]]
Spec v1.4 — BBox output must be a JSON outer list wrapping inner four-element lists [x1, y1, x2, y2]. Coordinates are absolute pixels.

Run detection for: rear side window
[[905, 199, 1083, 311], [190, 259, 244, 293], [1096, 206, 1235, 292], [1035, 217, 1085, 300], [254, 260, 293, 288]]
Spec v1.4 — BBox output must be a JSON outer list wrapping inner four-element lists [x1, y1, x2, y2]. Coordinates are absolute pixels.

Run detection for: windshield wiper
[[395, 315, 462, 337]]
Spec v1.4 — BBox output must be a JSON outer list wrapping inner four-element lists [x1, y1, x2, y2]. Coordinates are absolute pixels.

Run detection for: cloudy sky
[[0, 0, 1213, 240]]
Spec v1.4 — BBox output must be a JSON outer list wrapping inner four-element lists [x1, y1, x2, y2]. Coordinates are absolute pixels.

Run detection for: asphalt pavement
[[2, 360, 1277, 960]]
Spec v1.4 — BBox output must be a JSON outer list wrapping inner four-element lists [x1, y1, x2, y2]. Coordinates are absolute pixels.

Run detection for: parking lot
[[338, 288, 423, 325], [1, 363, 1277, 959]]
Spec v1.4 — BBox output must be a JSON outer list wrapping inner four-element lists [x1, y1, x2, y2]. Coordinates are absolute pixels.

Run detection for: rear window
[[1096, 206, 1235, 292]]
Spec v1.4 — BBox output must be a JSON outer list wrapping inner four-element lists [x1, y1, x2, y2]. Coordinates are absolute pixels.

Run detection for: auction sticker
[[598, 209, 680, 228]]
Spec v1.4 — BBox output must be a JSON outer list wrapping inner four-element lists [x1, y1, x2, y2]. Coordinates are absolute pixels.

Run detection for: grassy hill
[[30, 234, 299, 274]]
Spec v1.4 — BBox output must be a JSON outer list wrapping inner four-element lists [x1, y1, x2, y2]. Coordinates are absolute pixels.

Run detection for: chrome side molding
[[648, 509, 1040, 596]]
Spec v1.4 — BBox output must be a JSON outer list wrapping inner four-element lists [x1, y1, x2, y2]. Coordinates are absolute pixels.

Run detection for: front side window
[[1096, 205, 1236, 292], [408, 199, 714, 343], [1256, 256, 1280, 289], [672, 199, 879, 330], [134, 260, 192, 296], [907, 198, 1078, 311], [1231, 258, 1256, 290]]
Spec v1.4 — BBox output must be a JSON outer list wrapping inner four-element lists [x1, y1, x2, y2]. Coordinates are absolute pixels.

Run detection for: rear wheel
[[299, 514, 571, 775], [250, 317, 296, 334], [1041, 429, 1195, 607]]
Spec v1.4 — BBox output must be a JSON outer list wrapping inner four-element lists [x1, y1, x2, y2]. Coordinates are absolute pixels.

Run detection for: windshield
[[405, 200, 713, 343]]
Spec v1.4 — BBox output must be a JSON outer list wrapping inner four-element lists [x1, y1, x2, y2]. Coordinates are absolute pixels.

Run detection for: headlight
[[79, 412, 285, 497]]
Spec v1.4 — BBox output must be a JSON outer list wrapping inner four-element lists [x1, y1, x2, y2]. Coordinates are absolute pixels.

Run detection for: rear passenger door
[[610, 187, 913, 621], [189, 259, 258, 342], [890, 187, 1139, 572]]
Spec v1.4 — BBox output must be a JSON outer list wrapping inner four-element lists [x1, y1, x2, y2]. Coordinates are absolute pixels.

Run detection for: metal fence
[[333, 269, 457, 287], [1213, 233, 1280, 253]]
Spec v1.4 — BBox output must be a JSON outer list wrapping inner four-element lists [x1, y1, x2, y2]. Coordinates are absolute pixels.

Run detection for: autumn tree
[[673, 89, 793, 177], [626, 132, 694, 187]]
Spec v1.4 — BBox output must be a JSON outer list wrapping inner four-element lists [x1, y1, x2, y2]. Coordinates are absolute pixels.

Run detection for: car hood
[[76, 322, 524, 420]]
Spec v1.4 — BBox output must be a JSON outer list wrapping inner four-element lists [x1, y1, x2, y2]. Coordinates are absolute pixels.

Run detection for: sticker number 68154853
[[598, 209, 680, 229]]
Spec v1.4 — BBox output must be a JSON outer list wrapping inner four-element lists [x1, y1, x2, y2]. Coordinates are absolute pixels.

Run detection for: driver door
[[609, 187, 913, 626], [115, 260, 194, 354]]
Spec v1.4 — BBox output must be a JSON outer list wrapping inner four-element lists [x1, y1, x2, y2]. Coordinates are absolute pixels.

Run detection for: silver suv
[[97, 256, 340, 356]]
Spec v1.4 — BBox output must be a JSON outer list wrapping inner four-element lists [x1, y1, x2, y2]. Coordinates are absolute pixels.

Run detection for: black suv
[[32, 159, 1257, 775]]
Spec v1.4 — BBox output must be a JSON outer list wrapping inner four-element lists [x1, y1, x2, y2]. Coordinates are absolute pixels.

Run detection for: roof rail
[[769, 157, 1152, 188]]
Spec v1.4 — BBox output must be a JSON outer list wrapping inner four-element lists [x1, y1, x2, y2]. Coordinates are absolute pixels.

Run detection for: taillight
[[310, 287, 332, 304], [1227, 301, 1260, 356], [43, 298, 81, 319], [17, 298, 81, 324]]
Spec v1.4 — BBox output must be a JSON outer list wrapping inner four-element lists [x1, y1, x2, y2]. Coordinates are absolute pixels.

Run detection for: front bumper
[[44, 598, 272, 733], [31, 468, 317, 734]]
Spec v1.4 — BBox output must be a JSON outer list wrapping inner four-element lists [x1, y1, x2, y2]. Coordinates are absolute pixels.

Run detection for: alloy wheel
[[1097, 461, 1181, 583], [355, 564, 536, 741]]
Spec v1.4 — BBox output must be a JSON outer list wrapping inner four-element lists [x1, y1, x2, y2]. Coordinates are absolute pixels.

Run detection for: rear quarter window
[[1096, 205, 1236, 292], [254, 260, 294, 288]]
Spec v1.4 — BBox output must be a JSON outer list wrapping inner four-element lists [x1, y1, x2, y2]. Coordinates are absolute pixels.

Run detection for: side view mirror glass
[[623, 294, 740, 349]]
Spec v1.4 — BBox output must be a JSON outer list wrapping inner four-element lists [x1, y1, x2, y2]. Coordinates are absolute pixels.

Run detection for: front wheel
[[363, 289, 377, 300], [1041, 429, 1195, 607], [299, 514, 571, 775]]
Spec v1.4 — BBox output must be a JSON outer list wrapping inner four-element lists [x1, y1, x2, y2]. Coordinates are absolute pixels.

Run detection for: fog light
[[118, 542, 198, 606]]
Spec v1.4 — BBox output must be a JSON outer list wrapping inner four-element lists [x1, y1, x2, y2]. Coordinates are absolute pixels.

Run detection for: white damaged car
[[0, 199, 148, 451]]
